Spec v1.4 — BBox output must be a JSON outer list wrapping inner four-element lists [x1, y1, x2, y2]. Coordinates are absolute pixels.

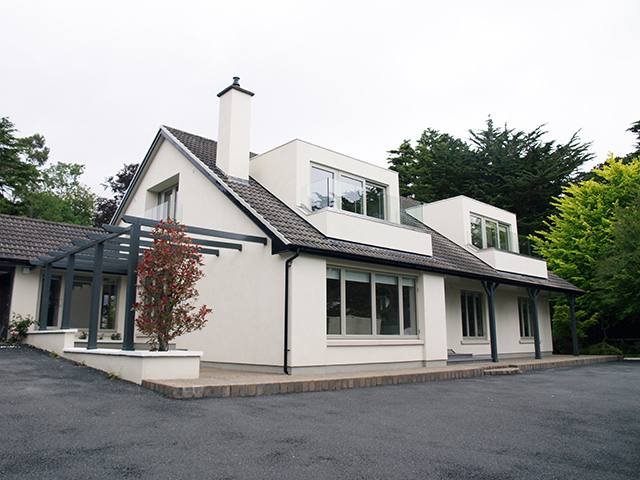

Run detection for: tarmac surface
[[1, 345, 639, 479]]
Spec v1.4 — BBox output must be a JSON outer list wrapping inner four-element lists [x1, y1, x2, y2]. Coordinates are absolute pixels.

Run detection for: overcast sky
[[2, 1, 638, 196]]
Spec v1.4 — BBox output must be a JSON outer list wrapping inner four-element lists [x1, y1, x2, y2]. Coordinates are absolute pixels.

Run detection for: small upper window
[[158, 185, 179, 220], [470, 214, 510, 251]]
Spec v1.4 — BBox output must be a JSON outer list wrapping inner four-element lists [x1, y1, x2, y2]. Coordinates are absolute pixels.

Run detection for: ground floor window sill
[[460, 338, 490, 345], [327, 338, 423, 347]]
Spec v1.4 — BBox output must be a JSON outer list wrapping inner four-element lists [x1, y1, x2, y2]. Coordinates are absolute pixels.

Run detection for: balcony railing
[[301, 178, 422, 225], [140, 201, 183, 223]]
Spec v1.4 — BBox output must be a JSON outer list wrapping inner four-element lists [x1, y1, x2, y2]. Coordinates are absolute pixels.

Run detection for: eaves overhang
[[279, 243, 583, 296]]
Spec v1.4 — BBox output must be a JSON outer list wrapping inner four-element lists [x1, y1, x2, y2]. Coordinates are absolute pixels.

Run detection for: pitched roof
[[154, 127, 582, 294], [0, 215, 101, 264]]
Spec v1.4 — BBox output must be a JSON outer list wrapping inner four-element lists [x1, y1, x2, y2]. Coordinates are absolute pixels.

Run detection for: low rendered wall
[[25, 330, 202, 385], [62, 348, 202, 384], [25, 329, 78, 353]]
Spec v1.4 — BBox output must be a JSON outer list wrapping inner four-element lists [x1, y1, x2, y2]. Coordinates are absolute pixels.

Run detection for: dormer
[[250, 140, 432, 256], [408, 195, 548, 278]]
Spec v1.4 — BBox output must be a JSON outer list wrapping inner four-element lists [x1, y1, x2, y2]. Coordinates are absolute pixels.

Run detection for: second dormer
[[407, 195, 548, 278]]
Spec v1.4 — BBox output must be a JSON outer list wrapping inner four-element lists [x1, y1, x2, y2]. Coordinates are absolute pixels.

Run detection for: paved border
[[142, 355, 622, 399]]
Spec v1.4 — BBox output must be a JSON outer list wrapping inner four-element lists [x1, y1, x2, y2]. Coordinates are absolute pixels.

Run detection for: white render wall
[[445, 277, 553, 357], [119, 137, 286, 368], [287, 257, 449, 373], [9, 266, 40, 323]]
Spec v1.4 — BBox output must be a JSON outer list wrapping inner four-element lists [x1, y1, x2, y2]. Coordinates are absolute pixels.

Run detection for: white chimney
[[216, 77, 254, 180]]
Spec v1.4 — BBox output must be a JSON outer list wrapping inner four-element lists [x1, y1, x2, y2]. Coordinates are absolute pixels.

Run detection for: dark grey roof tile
[[0, 215, 102, 263]]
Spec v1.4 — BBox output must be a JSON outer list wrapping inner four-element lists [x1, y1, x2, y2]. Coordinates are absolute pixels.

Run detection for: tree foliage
[[388, 118, 593, 240], [594, 192, 640, 323], [94, 163, 138, 227], [134, 220, 211, 351], [0, 116, 96, 225], [25, 162, 97, 225], [533, 155, 640, 334], [0, 117, 49, 214]]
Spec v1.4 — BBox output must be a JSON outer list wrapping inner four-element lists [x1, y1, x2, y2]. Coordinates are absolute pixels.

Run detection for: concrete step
[[447, 357, 491, 365], [483, 366, 522, 375]]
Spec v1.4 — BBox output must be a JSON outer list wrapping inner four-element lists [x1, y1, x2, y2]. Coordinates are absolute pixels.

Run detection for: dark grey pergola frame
[[481, 280, 580, 363], [31, 215, 266, 351]]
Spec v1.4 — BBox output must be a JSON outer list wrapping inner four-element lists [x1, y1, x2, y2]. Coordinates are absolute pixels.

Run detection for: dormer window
[[310, 165, 386, 220], [470, 214, 510, 251]]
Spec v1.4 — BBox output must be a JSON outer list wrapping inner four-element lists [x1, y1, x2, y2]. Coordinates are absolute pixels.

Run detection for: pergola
[[30, 215, 267, 351]]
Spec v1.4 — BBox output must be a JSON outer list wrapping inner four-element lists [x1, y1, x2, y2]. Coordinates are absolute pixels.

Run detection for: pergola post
[[481, 281, 499, 363], [567, 293, 579, 356], [38, 263, 53, 330], [60, 253, 76, 330], [527, 288, 542, 359], [122, 222, 140, 351], [87, 242, 104, 350]]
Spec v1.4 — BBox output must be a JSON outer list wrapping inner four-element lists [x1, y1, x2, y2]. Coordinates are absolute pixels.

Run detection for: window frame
[[518, 297, 533, 338], [461, 290, 486, 339], [326, 265, 418, 338], [311, 164, 387, 220], [470, 213, 510, 251], [69, 275, 120, 332], [157, 184, 179, 220]]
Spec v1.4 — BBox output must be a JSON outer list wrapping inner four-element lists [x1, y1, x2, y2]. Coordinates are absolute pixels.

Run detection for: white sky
[[2, 1, 638, 196]]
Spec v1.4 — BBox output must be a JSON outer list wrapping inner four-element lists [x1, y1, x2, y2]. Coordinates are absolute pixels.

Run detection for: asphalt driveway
[[1, 345, 638, 479]]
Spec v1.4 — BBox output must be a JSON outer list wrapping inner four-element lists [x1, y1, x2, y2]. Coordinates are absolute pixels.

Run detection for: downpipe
[[283, 249, 300, 375]]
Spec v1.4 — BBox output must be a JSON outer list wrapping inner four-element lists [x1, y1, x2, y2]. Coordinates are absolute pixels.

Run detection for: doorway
[[0, 268, 14, 341]]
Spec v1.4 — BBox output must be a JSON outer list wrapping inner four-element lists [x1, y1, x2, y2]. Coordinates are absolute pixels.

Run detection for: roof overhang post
[[87, 242, 105, 350], [567, 293, 579, 357], [527, 288, 542, 360], [122, 222, 141, 351], [60, 253, 76, 330], [481, 280, 499, 363], [38, 263, 53, 330]]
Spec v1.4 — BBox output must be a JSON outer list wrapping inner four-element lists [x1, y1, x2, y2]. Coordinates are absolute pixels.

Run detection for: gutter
[[283, 249, 300, 375]]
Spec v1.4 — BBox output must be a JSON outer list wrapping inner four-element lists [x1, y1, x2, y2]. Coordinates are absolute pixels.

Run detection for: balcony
[[473, 248, 548, 279], [140, 201, 183, 223], [301, 179, 431, 256]]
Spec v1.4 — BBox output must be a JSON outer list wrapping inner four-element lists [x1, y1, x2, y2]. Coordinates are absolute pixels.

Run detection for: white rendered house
[[108, 78, 581, 373], [1, 79, 582, 376]]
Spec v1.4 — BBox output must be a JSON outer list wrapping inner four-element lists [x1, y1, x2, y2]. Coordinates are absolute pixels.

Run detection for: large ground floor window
[[327, 266, 417, 337], [69, 276, 119, 330], [461, 291, 485, 338]]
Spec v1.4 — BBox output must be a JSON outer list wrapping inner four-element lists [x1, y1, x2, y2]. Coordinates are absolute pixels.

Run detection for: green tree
[[594, 191, 640, 324], [388, 119, 593, 242], [533, 155, 640, 338], [24, 162, 97, 226], [0, 117, 49, 214]]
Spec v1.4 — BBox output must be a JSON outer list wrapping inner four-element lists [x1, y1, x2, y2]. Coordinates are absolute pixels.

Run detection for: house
[[3, 78, 582, 378]]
